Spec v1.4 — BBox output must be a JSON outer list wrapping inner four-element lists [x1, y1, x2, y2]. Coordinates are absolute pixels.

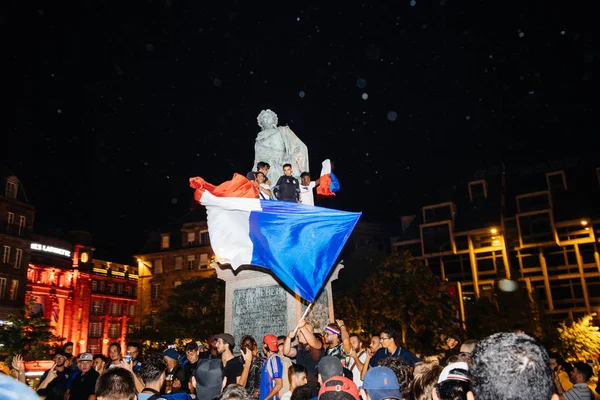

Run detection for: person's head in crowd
[[300, 172, 311, 186], [95, 368, 136, 400], [434, 365, 470, 400], [361, 366, 402, 400], [77, 353, 94, 374], [185, 341, 200, 364], [291, 384, 312, 400], [325, 323, 342, 346], [256, 172, 267, 185], [380, 328, 398, 350], [317, 356, 344, 384], [218, 383, 253, 400], [241, 335, 258, 357], [208, 335, 219, 355], [0, 373, 40, 400], [257, 162, 270, 177], [126, 342, 142, 363], [138, 354, 167, 389], [510, 324, 526, 334], [94, 354, 107, 373], [109, 342, 122, 363], [319, 376, 360, 400], [63, 342, 74, 355], [410, 363, 443, 400], [377, 356, 413, 397], [263, 334, 279, 356], [446, 353, 472, 368], [370, 335, 382, 353], [64, 353, 73, 368], [459, 340, 478, 354], [446, 334, 460, 350], [288, 364, 308, 390], [215, 333, 236, 354], [570, 362, 593, 384], [468, 332, 553, 400], [277, 335, 287, 355], [163, 348, 179, 368], [283, 163, 293, 176], [413, 361, 439, 381], [195, 358, 224, 400], [349, 335, 364, 353]]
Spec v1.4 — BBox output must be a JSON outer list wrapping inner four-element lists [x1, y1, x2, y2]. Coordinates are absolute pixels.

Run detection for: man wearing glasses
[[361, 328, 419, 381]]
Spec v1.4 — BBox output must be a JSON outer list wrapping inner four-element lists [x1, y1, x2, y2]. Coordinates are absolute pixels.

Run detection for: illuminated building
[[26, 232, 137, 355], [0, 168, 35, 318], [392, 158, 600, 323], [135, 214, 215, 319]]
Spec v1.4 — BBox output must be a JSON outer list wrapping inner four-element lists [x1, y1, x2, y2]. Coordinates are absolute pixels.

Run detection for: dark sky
[[2, 1, 597, 262]]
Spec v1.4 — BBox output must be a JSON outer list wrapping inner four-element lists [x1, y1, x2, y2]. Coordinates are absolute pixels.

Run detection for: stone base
[[214, 264, 342, 346]]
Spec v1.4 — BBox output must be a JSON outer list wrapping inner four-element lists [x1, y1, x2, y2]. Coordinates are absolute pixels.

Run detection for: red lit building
[[26, 232, 137, 355]]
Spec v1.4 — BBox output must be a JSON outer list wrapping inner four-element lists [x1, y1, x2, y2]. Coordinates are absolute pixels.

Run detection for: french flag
[[190, 174, 361, 302], [317, 159, 340, 197]]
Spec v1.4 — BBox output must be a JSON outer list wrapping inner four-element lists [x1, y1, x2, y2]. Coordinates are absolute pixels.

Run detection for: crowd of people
[[247, 162, 320, 205], [1, 319, 598, 400]]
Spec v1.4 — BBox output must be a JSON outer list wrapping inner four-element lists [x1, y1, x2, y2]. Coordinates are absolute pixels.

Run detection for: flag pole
[[293, 302, 313, 335]]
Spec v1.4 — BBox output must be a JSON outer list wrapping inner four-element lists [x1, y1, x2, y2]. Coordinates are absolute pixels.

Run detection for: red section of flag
[[317, 174, 334, 196], [190, 173, 259, 202]]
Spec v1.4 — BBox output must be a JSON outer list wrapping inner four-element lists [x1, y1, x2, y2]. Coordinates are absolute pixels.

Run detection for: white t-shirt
[[348, 350, 368, 388], [299, 181, 316, 205]]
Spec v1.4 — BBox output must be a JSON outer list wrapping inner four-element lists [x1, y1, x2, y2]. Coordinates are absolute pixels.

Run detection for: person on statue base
[[273, 164, 300, 202], [299, 172, 320, 206], [256, 172, 273, 200]]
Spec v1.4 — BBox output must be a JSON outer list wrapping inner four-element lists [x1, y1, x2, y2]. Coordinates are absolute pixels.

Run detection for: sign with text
[[30, 243, 71, 258]]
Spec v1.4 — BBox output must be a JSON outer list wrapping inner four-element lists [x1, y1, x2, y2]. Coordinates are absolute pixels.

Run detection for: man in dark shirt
[[273, 164, 300, 202], [37, 350, 72, 400], [183, 341, 201, 394], [215, 333, 244, 386], [66, 353, 99, 400], [366, 328, 419, 373]]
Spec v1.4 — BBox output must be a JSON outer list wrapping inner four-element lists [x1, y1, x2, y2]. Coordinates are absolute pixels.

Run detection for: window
[[9, 280, 19, 300], [109, 302, 122, 316], [131, 286, 137, 297], [89, 322, 103, 338], [174, 281, 182, 288], [154, 259, 163, 274], [99, 281, 105, 292], [108, 322, 121, 338], [0, 278, 6, 299], [91, 301, 104, 315], [468, 180, 488, 201], [175, 256, 183, 270], [128, 304, 136, 317], [125, 285, 131, 296], [200, 254, 208, 269], [187, 255, 196, 271], [91, 280, 98, 292], [108, 283, 115, 294], [18, 216, 26, 235], [546, 171, 567, 192], [161, 234, 170, 249], [7, 212, 14, 225], [200, 231, 209, 245], [188, 232, 196, 245], [151, 283, 160, 300], [117, 283, 123, 295], [5, 179, 17, 199], [14, 249, 22, 269], [3, 246, 10, 264]]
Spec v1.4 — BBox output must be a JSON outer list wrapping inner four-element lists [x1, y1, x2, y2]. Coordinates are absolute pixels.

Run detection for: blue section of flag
[[330, 172, 340, 193], [248, 201, 361, 302]]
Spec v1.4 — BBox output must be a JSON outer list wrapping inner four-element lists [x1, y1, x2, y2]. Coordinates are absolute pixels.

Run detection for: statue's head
[[257, 109, 278, 130]]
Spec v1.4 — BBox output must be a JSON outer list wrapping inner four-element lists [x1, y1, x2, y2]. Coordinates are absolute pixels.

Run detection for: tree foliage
[[335, 251, 459, 355], [128, 276, 224, 352], [555, 313, 600, 361], [0, 296, 63, 362]]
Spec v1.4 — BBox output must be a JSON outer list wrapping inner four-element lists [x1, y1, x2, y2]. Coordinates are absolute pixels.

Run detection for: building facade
[[0, 169, 35, 318], [135, 217, 215, 319], [26, 232, 137, 355], [392, 158, 600, 323]]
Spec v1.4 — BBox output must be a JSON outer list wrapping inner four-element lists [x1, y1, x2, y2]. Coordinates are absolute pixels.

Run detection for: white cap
[[437, 362, 469, 383]]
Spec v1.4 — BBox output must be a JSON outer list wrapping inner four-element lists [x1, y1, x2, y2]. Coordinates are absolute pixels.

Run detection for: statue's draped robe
[[253, 125, 309, 184]]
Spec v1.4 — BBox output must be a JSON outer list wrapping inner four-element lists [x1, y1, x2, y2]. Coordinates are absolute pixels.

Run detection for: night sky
[[2, 1, 597, 262]]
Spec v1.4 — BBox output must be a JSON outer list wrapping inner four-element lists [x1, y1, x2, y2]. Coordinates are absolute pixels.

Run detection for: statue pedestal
[[214, 264, 343, 344]]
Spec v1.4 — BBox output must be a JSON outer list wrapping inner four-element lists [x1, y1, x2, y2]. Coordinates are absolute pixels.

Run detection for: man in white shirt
[[299, 172, 320, 206]]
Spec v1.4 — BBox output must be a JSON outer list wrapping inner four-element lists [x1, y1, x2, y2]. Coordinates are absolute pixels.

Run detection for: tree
[[555, 313, 600, 362], [127, 276, 225, 351], [0, 296, 63, 362], [335, 251, 459, 355]]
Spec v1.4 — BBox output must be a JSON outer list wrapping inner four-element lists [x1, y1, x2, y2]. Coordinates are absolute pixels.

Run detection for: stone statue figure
[[253, 109, 309, 185]]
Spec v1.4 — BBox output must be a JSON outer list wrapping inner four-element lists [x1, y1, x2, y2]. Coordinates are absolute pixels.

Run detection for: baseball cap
[[163, 348, 179, 361], [214, 333, 235, 349], [263, 334, 278, 352], [317, 356, 344, 381], [437, 362, 469, 383], [196, 358, 224, 400], [362, 366, 402, 400], [319, 376, 360, 400], [79, 353, 93, 362]]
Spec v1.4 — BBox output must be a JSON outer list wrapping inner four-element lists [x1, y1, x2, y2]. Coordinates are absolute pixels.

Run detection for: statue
[[253, 109, 309, 185]]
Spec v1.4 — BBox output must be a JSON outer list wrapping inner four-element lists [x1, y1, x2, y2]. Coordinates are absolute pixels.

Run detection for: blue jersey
[[259, 354, 283, 400]]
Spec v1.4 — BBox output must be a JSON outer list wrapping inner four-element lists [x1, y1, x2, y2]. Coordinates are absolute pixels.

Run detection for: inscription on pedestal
[[232, 285, 288, 343]]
